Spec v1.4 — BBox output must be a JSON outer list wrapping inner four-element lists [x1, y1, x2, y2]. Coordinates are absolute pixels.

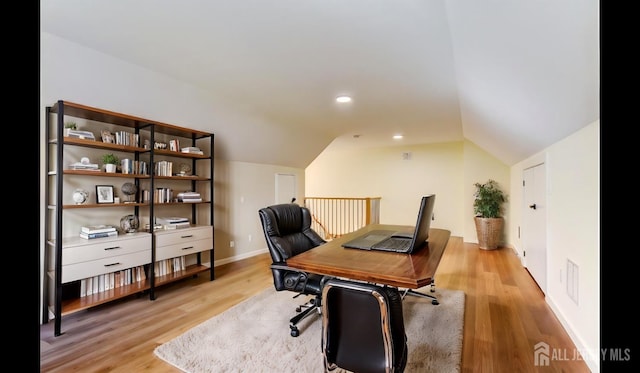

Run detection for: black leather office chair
[[321, 278, 408, 373], [258, 203, 328, 337]]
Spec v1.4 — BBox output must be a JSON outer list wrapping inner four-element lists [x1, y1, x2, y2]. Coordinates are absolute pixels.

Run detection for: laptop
[[341, 195, 436, 253]]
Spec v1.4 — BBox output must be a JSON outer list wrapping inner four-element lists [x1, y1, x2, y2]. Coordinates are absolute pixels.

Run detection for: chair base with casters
[[401, 279, 438, 305], [322, 278, 408, 373], [270, 263, 327, 337], [289, 292, 322, 337]]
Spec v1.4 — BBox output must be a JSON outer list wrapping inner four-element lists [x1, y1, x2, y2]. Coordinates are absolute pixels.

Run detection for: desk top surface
[[286, 224, 451, 288]]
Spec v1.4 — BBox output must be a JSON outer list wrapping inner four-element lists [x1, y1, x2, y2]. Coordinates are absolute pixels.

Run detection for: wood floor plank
[[40, 238, 591, 372]]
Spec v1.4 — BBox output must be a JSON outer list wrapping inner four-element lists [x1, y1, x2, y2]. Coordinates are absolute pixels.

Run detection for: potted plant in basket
[[473, 179, 507, 250], [102, 153, 119, 173]]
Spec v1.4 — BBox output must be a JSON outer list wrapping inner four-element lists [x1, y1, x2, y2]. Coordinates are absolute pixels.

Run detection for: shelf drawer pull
[[104, 262, 122, 267], [180, 235, 194, 239], [104, 246, 121, 251], [181, 246, 194, 251]]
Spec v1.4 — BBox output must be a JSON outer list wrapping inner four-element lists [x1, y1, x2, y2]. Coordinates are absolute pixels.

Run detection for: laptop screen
[[407, 194, 435, 251]]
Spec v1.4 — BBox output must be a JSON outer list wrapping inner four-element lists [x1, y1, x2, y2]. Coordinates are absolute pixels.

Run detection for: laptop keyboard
[[371, 237, 410, 251]]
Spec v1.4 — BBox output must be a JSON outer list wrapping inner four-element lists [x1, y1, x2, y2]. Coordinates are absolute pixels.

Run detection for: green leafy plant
[[102, 153, 119, 165], [64, 121, 77, 130], [473, 179, 507, 218]]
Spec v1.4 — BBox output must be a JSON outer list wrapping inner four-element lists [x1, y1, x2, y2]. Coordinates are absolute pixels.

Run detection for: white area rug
[[155, 286, 465, 372]]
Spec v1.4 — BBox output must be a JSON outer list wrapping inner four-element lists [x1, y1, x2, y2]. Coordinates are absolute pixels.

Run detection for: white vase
[[105, 164, 117, 173]]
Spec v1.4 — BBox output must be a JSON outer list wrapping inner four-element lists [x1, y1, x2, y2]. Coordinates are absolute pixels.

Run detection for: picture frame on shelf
[[96, 185, 115, 204]]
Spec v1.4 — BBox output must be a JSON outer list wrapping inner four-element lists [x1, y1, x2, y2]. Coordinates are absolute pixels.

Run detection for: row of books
[[154, 256, 187, 277], [114, 131, 140, 147], [155, 160, 173, 176], [120, 159, 149, 175], [79, 254, 187, 297], [80, 265, 147, 297], [133, 188, 184, 204], [80, 225, 118, 239]]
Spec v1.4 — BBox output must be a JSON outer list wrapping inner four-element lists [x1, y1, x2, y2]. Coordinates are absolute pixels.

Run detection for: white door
[[523, 163, 547, 294], [275, 173, 297, 204]]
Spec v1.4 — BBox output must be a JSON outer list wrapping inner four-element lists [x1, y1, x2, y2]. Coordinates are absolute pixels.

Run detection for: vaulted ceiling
[[41, 0, 599, 167]]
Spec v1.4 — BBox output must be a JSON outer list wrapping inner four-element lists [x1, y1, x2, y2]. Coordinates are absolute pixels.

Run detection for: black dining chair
[[258, 203, 329, 337]]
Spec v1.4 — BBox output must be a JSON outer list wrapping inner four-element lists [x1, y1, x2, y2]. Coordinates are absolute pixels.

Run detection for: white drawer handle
[[104, 246, 121, 251], [180, 235, 194, 239], [104, 262, 122, 267], [181, 246, 194, 250]]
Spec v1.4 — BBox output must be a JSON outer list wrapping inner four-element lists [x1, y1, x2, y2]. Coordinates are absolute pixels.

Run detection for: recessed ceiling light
[[393, 134, 403, 140], [336, 95, 352, 103]]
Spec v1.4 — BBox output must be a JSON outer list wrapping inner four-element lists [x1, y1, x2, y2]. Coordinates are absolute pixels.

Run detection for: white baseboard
[[546, 296, 598, 372], [209, 247, 269, 268]]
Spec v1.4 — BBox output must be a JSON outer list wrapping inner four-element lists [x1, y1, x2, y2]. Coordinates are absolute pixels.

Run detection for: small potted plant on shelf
[[102, 153, 119, 173], [473, 179, 507, 250], [64, 121, 77, 137]]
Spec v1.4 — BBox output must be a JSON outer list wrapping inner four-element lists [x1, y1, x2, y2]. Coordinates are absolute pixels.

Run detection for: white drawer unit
[[156, 238, 212, 261], [60, 234, 151, 283], [62, 233, 151, 266], [62, 250, 151, 283], [154, 226, 213, 247], [154, 226, 213, 262]]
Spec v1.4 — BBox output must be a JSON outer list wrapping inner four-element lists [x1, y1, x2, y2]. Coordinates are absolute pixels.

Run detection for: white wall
[[510, 120, 600, 372], [213, 160, 305, 264]]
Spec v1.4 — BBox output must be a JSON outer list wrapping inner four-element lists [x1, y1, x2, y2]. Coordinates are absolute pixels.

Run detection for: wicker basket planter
[[474, 217, 504, 250]]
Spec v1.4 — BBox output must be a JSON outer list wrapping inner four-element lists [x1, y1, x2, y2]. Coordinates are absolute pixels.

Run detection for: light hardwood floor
[[40, 237, 591, 372]]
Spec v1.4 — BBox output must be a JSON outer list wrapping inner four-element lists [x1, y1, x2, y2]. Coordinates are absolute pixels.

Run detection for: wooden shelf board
[[58, 137, 149, 152], [153, 175, 209, 181], [63, 202, 150, 209], [61, 280, 151, 316], [153, 148, 210, 159], [64, 169, 151, 178]]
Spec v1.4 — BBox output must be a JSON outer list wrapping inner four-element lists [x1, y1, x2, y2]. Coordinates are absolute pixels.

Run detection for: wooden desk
[[286, 224, 451, 289]]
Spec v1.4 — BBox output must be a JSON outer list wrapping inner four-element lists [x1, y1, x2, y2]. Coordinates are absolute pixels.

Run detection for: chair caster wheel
[[290, 327, 299, 337], [432, 300, 439, 305], [295, 307, 302, 312]]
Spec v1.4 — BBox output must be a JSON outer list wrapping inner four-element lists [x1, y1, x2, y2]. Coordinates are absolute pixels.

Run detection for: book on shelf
[[163, 222, 191, 229], [66, 129, 96, 140], [80, 231, 118, 240], [81, 225, 117, 234], [180, 146, 204, 155], [144, 223, 164, 232], [70, 162, 100, 170], [156, 216, 190, 225], [177, 191, 202, 203]]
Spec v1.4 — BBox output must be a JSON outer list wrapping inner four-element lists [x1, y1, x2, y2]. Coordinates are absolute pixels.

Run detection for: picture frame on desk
[[96, 185, 115, 204]]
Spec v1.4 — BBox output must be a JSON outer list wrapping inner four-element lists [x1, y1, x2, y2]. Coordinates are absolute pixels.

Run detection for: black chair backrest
[[259, 203, 326, 263], [322, 278, 408, 373]]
